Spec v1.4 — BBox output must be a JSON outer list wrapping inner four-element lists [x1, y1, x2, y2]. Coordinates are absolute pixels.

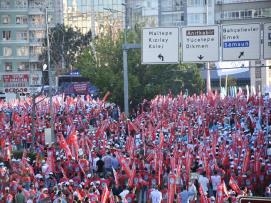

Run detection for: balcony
[[29, 38, 44, 45]]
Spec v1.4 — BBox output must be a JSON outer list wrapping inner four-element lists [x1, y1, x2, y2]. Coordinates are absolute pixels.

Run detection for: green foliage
[[12, 150, 36, 162], [75, 27, 204, 112], [40, 24, 92, 72]]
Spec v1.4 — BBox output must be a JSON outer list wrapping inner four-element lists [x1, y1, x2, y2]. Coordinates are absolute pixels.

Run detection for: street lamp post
[[104, 2, 141, 117], [45, 8, 55, 142], [122, 1, 129, 117]]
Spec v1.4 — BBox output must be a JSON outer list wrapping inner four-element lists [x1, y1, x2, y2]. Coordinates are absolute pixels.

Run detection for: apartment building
[[0, 0, 61, 95], [215, 0, 271, 92]]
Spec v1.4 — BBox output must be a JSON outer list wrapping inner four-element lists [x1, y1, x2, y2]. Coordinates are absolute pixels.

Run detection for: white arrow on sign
[[141, 27, 179, 64]]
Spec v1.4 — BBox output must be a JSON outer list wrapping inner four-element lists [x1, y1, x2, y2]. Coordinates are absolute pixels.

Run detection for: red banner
[[3, 74, 29, 87], [73, 83, 88, 94]]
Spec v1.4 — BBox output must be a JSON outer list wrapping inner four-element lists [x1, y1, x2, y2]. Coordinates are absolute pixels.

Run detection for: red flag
[[199, 185, 209, 203], [254, 153, 261, 177], [46, 149, 55, 173], [158, 152, 163, 186], [216, 183, 224, 203], [115, 152, 132, 176], [127, 120, 139, 133], [222, 181, 229, 197], [102, 91, 111, 103], [185, 151, 191, 184], [58, 133, 72, 157], [167, 172, 176, 203], [101, 185, 110, 203], [112, 167, 119, 187], [229, 176, 241, 194], [128, 162, 136, 187], [109, 191, 115, 203], [66, 128, 79, 159], [242, 149, 250, 173]]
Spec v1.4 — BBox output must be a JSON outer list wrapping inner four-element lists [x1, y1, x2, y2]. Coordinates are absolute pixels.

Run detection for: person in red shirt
[[125, 187, 137, 203], [87, 187, 100, 203], [118, 170, 129, 187], [78, 154, 90, 175], [3, 187, 13, 203]]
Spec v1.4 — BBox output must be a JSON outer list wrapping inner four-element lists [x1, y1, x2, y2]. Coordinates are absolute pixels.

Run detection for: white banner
[[216, 61, 249, 76]]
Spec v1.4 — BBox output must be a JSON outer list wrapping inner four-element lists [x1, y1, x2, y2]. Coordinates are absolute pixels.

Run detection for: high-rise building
[[214, 0, 271, 92], [63, 0, 125, 36], [0, 0, 62, 96]]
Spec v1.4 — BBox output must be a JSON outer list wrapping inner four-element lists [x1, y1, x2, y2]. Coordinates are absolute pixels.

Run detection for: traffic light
[[42, 70, 49, 85]]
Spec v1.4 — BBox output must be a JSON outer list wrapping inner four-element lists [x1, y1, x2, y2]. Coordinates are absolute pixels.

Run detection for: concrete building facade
[[0, 0, 62, 95], [214, 0, 271, 93]]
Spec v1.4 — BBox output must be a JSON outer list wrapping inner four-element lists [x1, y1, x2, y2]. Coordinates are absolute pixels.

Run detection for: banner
[[2, 74, 29, 87], [216, 61, 249, 76]]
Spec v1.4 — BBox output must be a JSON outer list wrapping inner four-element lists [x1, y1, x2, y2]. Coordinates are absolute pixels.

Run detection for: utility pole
[[122, 1, 129, 117], [206, 0, 211, 93], [45, 8, 55, 142]]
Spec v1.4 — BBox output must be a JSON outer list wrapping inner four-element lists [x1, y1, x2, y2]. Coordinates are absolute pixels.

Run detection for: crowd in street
[[0, 92, 271, 203]]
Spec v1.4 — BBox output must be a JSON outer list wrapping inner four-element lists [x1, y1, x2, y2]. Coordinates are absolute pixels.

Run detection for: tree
[[39, 24, 92, 74], [75, 27, 204, 112]]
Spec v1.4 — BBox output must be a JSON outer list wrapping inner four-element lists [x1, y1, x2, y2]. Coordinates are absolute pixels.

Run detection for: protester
[[210, 170, 221, 197], [0, 91, 270, 203], [149, 185, 162, 203]]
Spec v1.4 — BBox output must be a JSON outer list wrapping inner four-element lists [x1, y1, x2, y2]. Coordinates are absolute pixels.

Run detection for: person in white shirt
[[188, 180, 197, 202], [150, 186, 162, 203], [210, 170, 221, 197], [198, 171, 209, 195], [119, 187, 130, 202], [92, 153, 100, 173]]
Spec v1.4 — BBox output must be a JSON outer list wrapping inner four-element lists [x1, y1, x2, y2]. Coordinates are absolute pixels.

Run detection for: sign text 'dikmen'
[[181, 25, 219, 62]]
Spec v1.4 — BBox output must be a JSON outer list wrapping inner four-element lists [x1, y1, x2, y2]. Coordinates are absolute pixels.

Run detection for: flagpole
[[122, 1, 129, 117]]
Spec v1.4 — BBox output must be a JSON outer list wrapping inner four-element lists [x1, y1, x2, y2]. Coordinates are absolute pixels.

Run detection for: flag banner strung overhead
[[216, 61, 249, 76]]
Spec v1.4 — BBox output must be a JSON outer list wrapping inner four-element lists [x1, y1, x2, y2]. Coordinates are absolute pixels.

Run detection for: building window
[[30, 46, 43, 56], [240, 10, 252, 18], [16, 31, 28, 41], [2, 31, 11, 40], [30, 62, 40, 71], [0, 0, 10, 8], [188, 0, 205, 7], [28, 0, 44, 8], [3, 47, 12, 56], [2, 15, 11, 24], [16, 15, 28, 24], [29, 30, 44, 42], [17, 62, 29, 71], [15, 0, 28, 8], [16, 46, 29, 56], [255, 68, 261, 79], [30, 15, 44, 25], [4, 62, 12, 71]]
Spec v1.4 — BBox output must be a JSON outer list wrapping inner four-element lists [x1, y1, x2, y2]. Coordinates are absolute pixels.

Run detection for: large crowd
[[0, 91, 271, 203]]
